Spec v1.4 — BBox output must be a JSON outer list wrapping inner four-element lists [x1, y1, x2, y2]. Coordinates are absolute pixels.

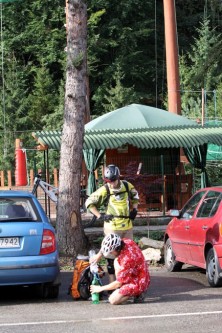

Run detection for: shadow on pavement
[[147, 266, 222, 303], [1, 268, 222, 306]]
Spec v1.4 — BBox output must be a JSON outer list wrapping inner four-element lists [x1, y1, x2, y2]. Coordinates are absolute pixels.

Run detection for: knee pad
[[107, 258, 115, 274]]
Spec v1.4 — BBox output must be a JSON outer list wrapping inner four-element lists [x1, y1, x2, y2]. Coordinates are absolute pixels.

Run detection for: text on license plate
[[0, 237, 20, 248]]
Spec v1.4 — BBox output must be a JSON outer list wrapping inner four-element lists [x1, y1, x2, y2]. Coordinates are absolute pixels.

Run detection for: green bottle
[[91, 273, 100, 304]]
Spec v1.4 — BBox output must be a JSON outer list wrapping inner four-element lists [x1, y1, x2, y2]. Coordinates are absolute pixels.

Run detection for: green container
[[91, 273, 100, 304]]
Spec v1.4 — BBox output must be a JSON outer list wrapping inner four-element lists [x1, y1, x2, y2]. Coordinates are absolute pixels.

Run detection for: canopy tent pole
[[202, 88, 205, 126]]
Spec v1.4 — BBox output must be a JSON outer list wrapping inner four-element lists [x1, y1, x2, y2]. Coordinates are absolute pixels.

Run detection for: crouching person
[[90, 233, 150, 305]]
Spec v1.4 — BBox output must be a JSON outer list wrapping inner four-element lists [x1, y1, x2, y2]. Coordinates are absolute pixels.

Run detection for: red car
[[164, 186, 222, 287]]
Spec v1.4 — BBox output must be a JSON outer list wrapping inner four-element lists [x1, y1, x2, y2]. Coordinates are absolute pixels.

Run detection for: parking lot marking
[[1, 310, 222, 327], [101, 310, 222, 320]]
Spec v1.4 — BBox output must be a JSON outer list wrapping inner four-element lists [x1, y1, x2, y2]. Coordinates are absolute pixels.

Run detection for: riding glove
[[129, 208, 138, 220]]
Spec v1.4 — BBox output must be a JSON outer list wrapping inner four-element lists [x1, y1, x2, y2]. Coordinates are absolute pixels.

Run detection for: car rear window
[[0, 198, 40, 221]]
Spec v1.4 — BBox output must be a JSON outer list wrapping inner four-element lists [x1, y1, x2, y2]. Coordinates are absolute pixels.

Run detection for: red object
[[163, 0, 181, 114], [15, 149, 27, 186], [116, 238, 150, 296], [40, 229, 56, 255], [164, 186, 222, 287]]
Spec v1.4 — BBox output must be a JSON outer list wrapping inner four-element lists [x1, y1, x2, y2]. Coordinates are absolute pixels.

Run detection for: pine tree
[[56, 0, 88, 256], [180, 19, 222, 120]]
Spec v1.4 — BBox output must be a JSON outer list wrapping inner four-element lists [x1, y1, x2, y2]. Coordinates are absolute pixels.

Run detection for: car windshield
[[0, 198, 38, 221]]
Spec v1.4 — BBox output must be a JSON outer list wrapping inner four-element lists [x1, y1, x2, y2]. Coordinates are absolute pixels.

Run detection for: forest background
[[1, 0, 222, 175]]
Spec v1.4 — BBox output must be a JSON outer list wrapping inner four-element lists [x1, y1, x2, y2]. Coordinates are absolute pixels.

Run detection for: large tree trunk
[[56, 0, 89, 257]]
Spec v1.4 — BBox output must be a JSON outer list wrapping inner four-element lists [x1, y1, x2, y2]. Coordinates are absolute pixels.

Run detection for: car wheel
[[34, 283, 59, 299], [46, 284, 60, 299], [33, 284, 48, 298], [206, 248, 222, 287], [164, 238, 183, 272]]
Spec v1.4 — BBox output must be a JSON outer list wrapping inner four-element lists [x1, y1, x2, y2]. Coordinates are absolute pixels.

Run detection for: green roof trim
[[32, 125, 222, 150]]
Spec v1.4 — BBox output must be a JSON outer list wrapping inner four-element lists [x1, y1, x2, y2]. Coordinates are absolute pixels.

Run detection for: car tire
[[206, 248, 222, 287], [34, 283, 59, 299], [164, 238, 183, 272], [33, 284, 48, 298], [46, 284, 60, 299]]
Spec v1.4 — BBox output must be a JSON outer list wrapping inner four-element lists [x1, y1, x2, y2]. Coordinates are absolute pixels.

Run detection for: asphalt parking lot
[[1, 265, 222, 333]]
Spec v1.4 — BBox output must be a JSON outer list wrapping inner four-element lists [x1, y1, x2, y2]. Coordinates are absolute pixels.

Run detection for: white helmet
[[101, 233, 121, 256]]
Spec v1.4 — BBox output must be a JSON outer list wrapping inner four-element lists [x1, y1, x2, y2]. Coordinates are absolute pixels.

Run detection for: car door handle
[[202, 225, 208, 230], [185, 226, 190, 230]]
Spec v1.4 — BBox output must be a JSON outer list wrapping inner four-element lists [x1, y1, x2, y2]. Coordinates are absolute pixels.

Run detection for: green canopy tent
[[85, 104, 196, 130], [33, 104, 222, 194], [84, 104, 201, 194]]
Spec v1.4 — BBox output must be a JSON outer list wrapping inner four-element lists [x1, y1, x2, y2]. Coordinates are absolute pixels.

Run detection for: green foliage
[[187, 19, 222, 89], [1, 0, 222, 172], [213, 81, 222, 121], [148, 230, 165, 241], [206, 161, 222, 186], [27, 66, 58, 128], [180, 18, 222, 120], [0, 0, 65, 170], [42, 79, 65, 130], [87, 0, 164, 115], [27, 149, 60, 176], [100, 65, 140, 113]]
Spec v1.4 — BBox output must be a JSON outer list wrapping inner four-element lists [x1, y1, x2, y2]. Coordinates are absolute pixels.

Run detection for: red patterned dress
[[116, 238, 150, 296]]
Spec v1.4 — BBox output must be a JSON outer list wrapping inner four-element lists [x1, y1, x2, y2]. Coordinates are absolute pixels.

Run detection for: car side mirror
[[169, 209, 180, 217]]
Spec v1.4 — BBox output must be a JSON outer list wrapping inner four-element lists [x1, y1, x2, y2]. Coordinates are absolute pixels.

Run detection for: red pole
[[15, 139, 28, 186], [163, 0, 181, 115]]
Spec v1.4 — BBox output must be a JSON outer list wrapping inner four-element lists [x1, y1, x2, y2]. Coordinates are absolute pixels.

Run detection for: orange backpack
[[69, 259, 105, 300], [69, 259, 91, 300]]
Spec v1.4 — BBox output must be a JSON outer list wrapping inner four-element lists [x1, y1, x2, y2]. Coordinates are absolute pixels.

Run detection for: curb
[[84, 225, 167, 244]]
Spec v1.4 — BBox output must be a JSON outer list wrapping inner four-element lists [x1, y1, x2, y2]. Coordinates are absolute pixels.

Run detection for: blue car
[[0, 190, 60, 298]]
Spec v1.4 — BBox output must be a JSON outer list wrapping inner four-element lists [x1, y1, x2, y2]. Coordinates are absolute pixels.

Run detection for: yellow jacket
[[85, 180, 139, 231]]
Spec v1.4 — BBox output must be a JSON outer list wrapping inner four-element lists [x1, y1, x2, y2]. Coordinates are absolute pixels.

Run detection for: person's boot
[[133, 293, 145, 303]]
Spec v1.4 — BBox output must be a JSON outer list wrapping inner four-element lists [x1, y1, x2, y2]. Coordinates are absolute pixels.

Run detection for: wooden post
[[30, 169, 34, 186], [0, 170, 4, 186], [7, 170, 12, 187], [54, 168, 58, 187]]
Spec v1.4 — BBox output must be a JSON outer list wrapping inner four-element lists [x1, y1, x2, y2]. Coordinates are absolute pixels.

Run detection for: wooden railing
[[0, 168, 59, 188]]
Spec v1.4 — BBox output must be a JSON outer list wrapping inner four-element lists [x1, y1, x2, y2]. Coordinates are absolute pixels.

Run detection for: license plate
[[0, 237, 20, 248]]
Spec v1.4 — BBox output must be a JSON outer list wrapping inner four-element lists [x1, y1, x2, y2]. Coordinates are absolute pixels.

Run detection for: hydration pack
[[68, 259, 104, 300], [104, 180, 129, 206]]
